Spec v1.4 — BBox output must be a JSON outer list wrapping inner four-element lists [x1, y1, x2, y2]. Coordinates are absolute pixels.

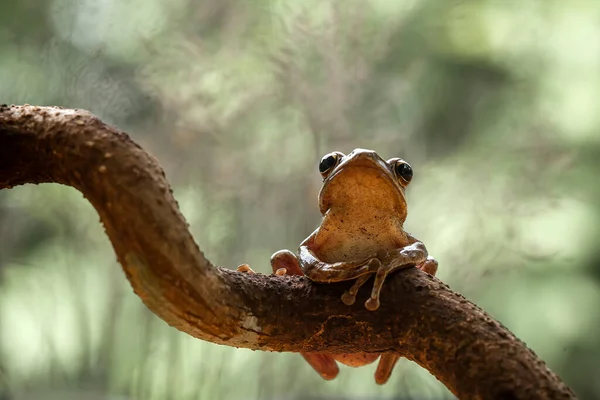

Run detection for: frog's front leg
[[342, 256, 436, 308], [364, 241, 431, 310], [405, 233, 438, 276], [297, 240, 382, 307], [299, 243, 381, 283]]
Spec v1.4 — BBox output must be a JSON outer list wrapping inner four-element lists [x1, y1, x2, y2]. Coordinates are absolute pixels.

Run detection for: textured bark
[[0, 104, 576, 400]]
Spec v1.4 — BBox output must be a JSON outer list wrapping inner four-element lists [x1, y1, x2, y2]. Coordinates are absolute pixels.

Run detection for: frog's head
[[317, 148, 413, 223]]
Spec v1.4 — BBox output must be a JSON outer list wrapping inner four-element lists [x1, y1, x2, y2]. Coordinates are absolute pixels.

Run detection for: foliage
[[1, 0, 599, 398]]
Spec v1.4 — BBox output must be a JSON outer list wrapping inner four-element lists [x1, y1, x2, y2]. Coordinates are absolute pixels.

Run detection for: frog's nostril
[[352, 148, 376, 157]]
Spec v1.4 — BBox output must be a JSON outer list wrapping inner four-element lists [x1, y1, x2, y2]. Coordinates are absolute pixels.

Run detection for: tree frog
[[238, 148, 438, 384]]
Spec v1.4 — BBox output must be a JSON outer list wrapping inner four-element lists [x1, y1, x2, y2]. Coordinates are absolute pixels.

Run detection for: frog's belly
[[314, 233, 400, 263]]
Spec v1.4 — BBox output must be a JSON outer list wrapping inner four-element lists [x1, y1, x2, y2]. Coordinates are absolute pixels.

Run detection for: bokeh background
[[1, 0, 599, 399]]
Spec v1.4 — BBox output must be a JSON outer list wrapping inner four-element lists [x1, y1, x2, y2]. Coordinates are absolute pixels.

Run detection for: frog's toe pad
[[275, 267, 288, 276], [237, 264, 255, 274], [341, 291, 356, 305], [418, 257, 438, 276], [365, 297, 380, 311]]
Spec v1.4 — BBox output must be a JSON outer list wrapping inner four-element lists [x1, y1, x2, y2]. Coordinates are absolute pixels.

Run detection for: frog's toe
[[342, 274, 371, 306], [237, 264, 255, 274], [341, 291, 356, 305], [365, 297, 380, 311], [418, 257, 438, 276]]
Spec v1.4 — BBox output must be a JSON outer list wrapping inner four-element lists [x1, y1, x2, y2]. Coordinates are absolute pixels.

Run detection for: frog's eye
[[390, 159, 413, 184], [319, 151, 344, 178]]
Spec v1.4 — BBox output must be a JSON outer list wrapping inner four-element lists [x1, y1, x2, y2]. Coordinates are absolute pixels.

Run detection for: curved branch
[[0, 105, 576, 400]]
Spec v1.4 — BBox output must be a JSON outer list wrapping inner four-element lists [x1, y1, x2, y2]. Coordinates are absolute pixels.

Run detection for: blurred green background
[[1, 0, 599, 399]]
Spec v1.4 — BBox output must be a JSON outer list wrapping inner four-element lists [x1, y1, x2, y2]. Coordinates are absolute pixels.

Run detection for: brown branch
[[0, 104, 576, 400]]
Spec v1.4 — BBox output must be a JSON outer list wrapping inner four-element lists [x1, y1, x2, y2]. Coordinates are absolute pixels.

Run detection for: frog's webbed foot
[[364, 242, 428, 311], [301, 253, 382, 306], [299, 243, 382, 283]]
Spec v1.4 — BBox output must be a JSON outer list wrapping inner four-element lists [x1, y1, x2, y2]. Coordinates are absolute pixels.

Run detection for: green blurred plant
[[1, 0, 599, 399]]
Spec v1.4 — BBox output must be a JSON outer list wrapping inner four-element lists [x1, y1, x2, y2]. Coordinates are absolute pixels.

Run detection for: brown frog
[[238, 148, 438, 384]]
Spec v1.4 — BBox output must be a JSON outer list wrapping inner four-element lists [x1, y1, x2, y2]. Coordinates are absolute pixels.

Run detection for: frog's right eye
[[388, 158, 413, 186], [319, 151, 344, 178]]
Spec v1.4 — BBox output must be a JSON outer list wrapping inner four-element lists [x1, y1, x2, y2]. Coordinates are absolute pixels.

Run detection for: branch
[[0, 105, 576, 400]]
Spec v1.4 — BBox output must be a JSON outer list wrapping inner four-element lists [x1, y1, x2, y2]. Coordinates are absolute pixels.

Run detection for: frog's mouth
[[318, 150, 407, 220]]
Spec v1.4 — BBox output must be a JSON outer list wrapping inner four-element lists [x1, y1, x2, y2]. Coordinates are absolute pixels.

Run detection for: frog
[[237, 148, 438, 384]]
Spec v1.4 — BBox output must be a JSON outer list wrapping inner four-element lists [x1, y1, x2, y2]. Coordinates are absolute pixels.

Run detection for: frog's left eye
[[390, 159, 413, 184], [319, 151, 344, 178]]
